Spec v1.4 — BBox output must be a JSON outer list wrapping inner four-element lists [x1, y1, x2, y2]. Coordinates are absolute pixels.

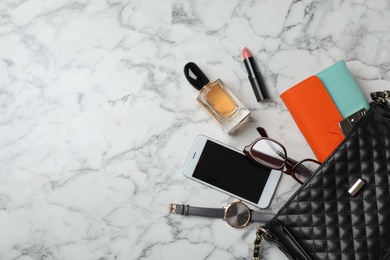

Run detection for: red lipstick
[[242, 47, 269, 102]]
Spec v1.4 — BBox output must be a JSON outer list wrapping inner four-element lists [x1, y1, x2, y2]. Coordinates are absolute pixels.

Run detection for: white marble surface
[[1, 0, 390, 259]]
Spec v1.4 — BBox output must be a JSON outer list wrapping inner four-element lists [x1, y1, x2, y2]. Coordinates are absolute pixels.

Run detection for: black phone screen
[[193, 140, 271, 203]]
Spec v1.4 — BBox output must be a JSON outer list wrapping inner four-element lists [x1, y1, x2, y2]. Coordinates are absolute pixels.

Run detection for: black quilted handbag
[[253, 91, 390, 260]]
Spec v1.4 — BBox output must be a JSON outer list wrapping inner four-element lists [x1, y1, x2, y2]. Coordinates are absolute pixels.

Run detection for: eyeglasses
[[243, 127, 321, 184]]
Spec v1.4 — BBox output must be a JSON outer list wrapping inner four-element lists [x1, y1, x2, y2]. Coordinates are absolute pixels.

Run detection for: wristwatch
[[168, 201, 274, 228]]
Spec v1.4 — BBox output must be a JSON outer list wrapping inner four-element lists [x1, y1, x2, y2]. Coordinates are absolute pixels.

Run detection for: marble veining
[[1, 0, 390, 259]]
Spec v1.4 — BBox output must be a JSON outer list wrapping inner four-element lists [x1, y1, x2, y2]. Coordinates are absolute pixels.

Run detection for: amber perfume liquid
[[184, 62, 250, 134], [199, 80, 238, 119]]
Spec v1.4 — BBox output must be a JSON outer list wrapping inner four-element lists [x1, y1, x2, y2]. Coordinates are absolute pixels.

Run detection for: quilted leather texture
[[266, 103, 390, 260]]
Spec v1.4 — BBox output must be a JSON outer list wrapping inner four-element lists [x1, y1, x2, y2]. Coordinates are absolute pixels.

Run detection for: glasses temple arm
[[292, 158, 322, 176], [285, 156, 299, 168], [256, 127, 268, 137]]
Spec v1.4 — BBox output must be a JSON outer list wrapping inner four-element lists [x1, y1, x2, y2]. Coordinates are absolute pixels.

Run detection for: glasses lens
[[251, 139, 286, 169], [293, 159, 320, 184]]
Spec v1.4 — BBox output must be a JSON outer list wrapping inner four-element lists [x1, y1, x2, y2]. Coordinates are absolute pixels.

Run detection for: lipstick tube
[[242, 47, 269, 102]]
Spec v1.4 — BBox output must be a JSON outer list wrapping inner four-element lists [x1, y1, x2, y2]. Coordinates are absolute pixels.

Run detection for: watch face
[[224, 202, 251, 228]]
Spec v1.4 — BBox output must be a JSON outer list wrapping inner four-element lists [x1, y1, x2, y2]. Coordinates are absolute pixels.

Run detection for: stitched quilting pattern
[[271, 104, 390, 260]]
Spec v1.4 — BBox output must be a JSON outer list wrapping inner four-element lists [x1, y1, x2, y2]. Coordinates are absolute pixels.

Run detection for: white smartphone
[[182, 135, 282, 209]]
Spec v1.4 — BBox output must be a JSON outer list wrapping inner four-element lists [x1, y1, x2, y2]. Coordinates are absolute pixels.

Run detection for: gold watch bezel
[[223, 201, 251, 228]]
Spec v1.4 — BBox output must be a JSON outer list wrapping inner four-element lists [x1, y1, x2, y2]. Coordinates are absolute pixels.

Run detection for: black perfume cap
[[184, 62, 210, 91]]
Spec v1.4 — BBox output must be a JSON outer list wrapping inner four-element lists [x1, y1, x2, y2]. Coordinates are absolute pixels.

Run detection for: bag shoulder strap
[[371, 90, 390, 109]]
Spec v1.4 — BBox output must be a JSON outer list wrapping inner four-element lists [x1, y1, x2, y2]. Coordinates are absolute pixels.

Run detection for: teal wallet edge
[[316, 60, 369, 118]]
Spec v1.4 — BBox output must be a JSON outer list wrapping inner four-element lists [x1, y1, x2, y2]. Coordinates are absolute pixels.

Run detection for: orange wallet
[[280, 76, 344, 162]]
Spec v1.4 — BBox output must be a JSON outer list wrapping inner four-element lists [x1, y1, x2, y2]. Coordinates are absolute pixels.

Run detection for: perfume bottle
[[184, 62, 251, 134]]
